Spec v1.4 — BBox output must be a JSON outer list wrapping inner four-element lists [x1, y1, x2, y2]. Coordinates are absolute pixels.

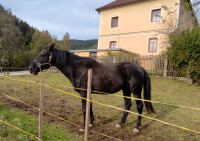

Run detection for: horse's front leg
[[79, 92, 94, 132]]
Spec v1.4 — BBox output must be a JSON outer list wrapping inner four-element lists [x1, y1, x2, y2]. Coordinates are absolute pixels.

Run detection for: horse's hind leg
[[79, 92, 87, 132], [89, 101, 94, 127], [133, 89, 143, 133], [115, 88, 132, 128]]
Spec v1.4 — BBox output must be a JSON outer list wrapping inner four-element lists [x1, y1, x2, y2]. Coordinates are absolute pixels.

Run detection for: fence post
[[84, 69, 92, 141], [113, 56, 116, 63], [39, 77, 44, 141], [0, 67, 2, 75], [163, 55, 168, 78]]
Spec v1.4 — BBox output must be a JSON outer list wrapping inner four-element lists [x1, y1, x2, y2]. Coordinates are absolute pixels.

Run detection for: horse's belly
[[93, 78, 123, 94]]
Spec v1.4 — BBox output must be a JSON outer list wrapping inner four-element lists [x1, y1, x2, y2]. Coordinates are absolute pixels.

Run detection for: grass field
[[0, 72, 200, 141], [0, 103, 83, 141]]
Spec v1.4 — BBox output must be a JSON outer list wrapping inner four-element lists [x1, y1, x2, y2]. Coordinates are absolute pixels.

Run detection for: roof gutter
[[96, 0, 151, 12]]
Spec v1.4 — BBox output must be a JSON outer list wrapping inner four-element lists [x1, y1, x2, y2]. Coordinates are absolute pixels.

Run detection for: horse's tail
[[143, 68, 156, 113]]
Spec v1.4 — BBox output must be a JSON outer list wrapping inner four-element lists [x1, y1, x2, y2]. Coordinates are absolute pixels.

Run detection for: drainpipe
[[177, 0, 183, 30], [0, 49, 1, 66]]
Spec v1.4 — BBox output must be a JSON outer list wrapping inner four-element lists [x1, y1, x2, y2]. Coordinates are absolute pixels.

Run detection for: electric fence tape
[[1, 76, 200, 135], [1, 75, 200, 111], [0, 92, 122, 141]]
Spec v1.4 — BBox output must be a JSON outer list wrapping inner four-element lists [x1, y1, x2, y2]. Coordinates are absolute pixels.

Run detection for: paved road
[[0, 71, 30, 75]]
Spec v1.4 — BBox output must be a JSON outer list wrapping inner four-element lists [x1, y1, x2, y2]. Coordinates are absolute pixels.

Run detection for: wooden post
[[84, 69, 92, 141], [0, 67, 2, 75], [163, 55, 168, 78], [39, 77, 44, 141], [0, 47, 2, 69], [144, 56, 146, 69], [113, 56, 116, 63]]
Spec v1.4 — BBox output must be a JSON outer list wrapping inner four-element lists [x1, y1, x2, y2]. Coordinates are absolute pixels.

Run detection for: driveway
[[0, 71, 30, 75]]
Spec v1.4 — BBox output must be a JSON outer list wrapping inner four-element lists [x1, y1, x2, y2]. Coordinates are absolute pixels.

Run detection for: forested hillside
[[0, 4, 97, 69], [0, 4, 35, 68], [70, 39, 97, 50], [0, 4, 57, 68]]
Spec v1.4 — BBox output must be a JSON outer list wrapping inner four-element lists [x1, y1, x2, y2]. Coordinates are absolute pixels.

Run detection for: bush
[[167, 26, 200, 84], [101, 51, 140, 64]]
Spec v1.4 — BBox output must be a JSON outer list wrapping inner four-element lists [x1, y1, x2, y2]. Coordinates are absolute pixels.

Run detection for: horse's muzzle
[[29, 63, 39, 75]]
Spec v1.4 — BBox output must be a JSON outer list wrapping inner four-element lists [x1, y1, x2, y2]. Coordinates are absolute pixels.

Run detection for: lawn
[[0, 103, 83, 141], [0, 72, 200, 141]]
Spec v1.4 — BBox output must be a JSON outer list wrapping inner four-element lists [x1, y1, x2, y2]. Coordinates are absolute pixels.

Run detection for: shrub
[[101, 51, 140, 64], [167, 26, 200, 84]]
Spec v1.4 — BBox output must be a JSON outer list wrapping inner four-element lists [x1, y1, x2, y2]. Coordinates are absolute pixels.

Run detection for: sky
[[0, 0, 198, 40], [0, 0, 113, 40]]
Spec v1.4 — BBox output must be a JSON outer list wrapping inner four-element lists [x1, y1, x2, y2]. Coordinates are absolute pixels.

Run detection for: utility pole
[[0, 44, 2, 68]]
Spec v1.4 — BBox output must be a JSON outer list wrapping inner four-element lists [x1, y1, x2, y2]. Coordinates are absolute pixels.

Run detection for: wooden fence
[[0, 55, 188, 78], [97, 55, 187, 77]]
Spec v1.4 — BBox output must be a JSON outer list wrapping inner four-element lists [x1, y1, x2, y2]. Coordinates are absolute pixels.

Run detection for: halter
[[34, 52, 53, 72]]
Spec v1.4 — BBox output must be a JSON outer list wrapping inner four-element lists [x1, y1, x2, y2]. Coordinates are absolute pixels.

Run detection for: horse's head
[[29, 43, 55, 75]]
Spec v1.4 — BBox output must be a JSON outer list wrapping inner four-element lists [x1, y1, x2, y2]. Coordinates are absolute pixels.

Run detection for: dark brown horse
[[29, 43, 155, 133]]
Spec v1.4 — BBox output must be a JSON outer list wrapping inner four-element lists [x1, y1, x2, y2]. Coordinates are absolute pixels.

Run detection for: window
[[110, 41, 117, 49], [111, 17, 118, 28], [148, 38, 158, 53], [90, 52, 97, 59], [151, 9, 161, 22]]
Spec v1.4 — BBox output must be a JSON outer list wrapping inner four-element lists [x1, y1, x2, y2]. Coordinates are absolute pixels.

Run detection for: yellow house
[[96, 0, 197, 56], [74, 0, 197, 58]]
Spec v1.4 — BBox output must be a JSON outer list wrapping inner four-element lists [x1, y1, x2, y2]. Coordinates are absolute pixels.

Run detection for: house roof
[[96, 0, 149, 12]]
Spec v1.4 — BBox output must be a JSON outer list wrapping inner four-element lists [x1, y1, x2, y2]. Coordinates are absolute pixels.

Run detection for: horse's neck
[[58, 66, 73, 82], [52, 49, 77, 82]]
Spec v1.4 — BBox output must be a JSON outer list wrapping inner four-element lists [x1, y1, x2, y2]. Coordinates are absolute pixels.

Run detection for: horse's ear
[[47, 43, 55, 52]]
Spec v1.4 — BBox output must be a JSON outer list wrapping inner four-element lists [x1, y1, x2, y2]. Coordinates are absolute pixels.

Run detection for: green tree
[[0, 5, 24, 67], [29, 30, 53, 52], [60, 32, 70, 51]]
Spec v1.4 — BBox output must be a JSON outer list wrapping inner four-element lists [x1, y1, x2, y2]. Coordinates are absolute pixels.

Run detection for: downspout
[[177, 0, 183, 30]]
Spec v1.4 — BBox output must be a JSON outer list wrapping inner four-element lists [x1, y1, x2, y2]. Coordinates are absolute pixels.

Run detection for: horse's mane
[[53, 48, 97, 67], [53, 49, 68, 66]]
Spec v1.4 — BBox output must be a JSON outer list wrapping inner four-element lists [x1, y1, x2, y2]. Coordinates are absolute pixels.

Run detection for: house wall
[[74, 52, 90, 57], [98, 0, 180, 55], [98, 33, 166, 55], [180, 0, 198, 30], [74, 50, 132, 58], [74, 51, 107, 57]]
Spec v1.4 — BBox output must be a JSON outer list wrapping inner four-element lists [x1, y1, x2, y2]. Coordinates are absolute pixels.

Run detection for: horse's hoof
[[79, 128, 85, 132], [133, 128, 140, 133], [89, 123, 94, 128], [115, 124, 122, 128]]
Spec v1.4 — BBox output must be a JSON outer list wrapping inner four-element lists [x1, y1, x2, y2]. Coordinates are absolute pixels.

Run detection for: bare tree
[[159, 0, 199, 50]]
